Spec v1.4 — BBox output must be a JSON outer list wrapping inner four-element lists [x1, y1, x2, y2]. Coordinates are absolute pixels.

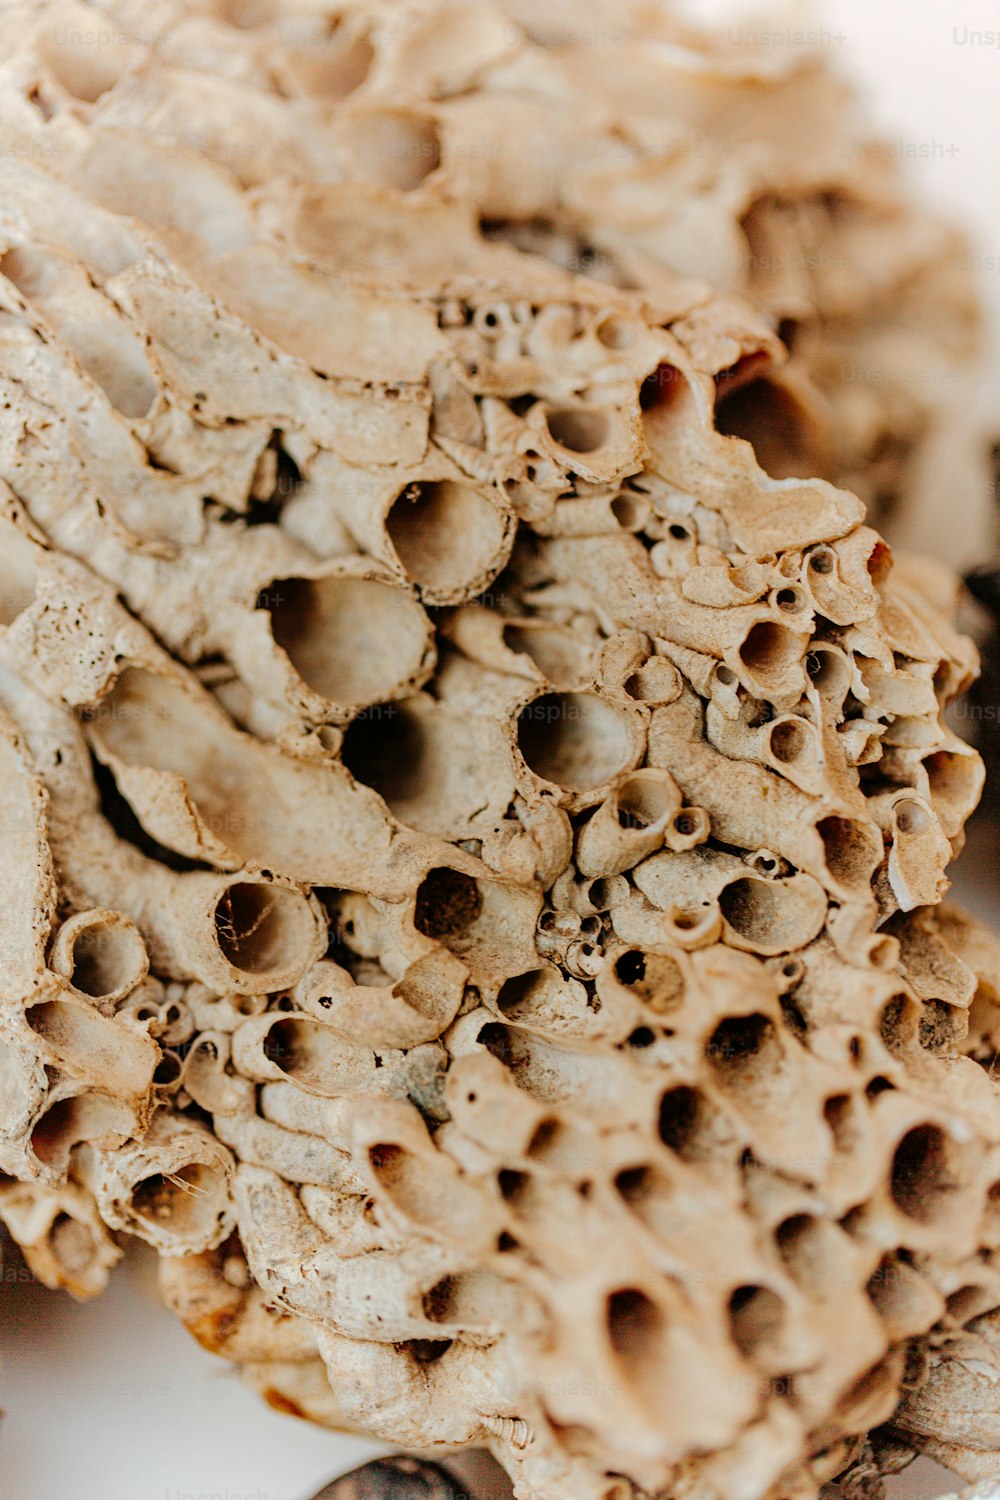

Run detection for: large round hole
[[496, 968, 550, 1016], [414, 868, 482, 940], [69, 921, 146, 1001], [288, 32, 375, 98], [214, 883, 315, 977], [890, 1124, 962, 1223], [265, 574, 430, 706], [48, 1212, 96, 1275], [386, 481, 507, 598], [595, 315, 637, 351], [517, 692, 633, 793], [31, 1094, 131, 1172], [738, 622, 804, 693], [719, 877, 821, 952], [895, 800, 930, 836], [817, 816, 881, 893], [341, 696, 512, 839], [658, 1085, 721, 1161], [715, 378, 826, 481], [775, 1215, 846, 1297], [341, 700, 426, 808], [616, 774, 673, 829], [640, 364, 683, 412], [706, 1013, 782, 1092]]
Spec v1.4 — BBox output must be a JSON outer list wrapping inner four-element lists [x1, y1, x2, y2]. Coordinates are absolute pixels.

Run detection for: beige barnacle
[[49, 910, 150, 1012], [73, 1111, 235, 1255], [0, 1177, 121, 1299]]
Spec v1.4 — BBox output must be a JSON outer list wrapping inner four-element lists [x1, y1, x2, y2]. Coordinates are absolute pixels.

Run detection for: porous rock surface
[[0, 5, 998, 1500]]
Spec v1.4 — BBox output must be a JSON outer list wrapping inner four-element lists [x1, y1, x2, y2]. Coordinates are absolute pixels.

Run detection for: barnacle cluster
[[1, 4, 999, 1499]]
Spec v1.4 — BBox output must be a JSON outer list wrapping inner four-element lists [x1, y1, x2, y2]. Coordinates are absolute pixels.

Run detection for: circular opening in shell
[[70, 920, 146, 1000], [517, 692, 633, 793], [131, 1162, 227, 1241], [386, 481, 507, 598], [214, 882, 316, 978], [715, 377, 825, 481], [719, 877, 820, 951], [738, 622, 804, 693], [728, 1284, 788, 1362], [291, 32, 374, 97], [769, 719, 808, 765], [265, 574, 430, 706], [616, 775, 672, 829], [890, 1124, 963, 1223], [49, 1212, 96, 1274], [414, 868, 482, 940], [817, 815, 881, 893], [606, 1287, 672, 1410], [706, 1013, 782, 1094]]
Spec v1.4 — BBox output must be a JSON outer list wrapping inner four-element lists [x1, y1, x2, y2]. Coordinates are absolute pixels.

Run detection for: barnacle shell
[[0, 4, 997, 1500]]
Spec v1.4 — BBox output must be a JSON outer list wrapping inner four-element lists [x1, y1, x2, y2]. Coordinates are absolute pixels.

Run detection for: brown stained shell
[[0, 5, 994, 1500]]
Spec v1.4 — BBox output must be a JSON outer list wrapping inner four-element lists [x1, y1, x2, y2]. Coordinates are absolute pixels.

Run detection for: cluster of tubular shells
[[0, 4, 998, 1500]]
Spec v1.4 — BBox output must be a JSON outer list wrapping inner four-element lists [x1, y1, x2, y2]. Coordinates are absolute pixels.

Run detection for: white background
[[5, 3, 1000, 1498]]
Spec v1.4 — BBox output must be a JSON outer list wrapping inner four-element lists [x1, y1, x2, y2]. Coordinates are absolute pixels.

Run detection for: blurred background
[[5, 3, 1000, 1498]]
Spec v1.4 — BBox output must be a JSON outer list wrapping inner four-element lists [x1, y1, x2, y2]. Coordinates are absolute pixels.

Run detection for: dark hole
[[341, 704, 418, 806], [91, 754, 210, 873], [706, 1013, 773, 1069], [615, 1165, 653, 1204], [615, 950, 646, 985], [891, 1124, 959, 1222], [497, 1169, 529, 1205], [401, 1338, 453, 1364], [414, 868, 482, 939], [477, 1022, 515, 1068], [640, 364, 681, 412], [658, 1086, 703, 1157]]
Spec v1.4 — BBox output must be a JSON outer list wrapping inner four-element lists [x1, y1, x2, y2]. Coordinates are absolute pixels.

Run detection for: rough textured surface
[[0, 4, 998, 1500]]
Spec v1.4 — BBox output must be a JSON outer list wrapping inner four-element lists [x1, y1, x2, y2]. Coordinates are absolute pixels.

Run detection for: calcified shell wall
[[0, 4, 998, 1500]]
